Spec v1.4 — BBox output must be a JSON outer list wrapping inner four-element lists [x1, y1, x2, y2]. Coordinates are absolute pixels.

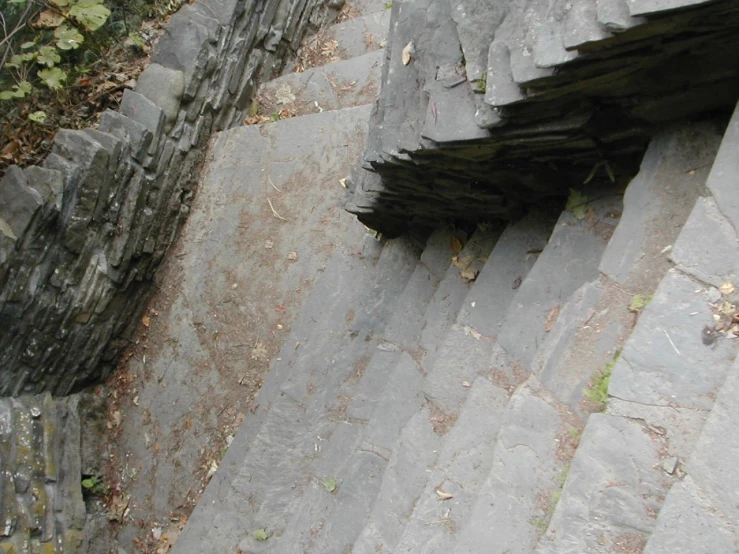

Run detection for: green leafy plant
[[0, 0, 111, 100], [584, 351, 620, 411], [81, 475, 109, 496], [565, 189, 588, 220], [253, 529, 270, 541]]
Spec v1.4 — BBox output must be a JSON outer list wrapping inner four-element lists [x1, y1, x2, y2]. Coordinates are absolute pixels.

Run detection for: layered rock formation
[[0, 0, 342, 396], [345, 0, 739, 236]]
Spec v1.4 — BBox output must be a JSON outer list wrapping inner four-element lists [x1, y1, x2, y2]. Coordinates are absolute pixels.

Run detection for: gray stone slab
[[420, 226, 459, 280], [257, 49, 383, 116], [509, 0, 556, 86], [600, 123, 722, 286], [327, 9, 390, 59], [424, 323, 497, 415], [394, 377, 510, 554], [454, 376, 575, 554], [686, 354, 739, 526], [563, 0, 612, 51], [135, 63, 185, 133], [535, 0, 579, 68], [535, 414, 670, 554], [627, 0, 716, 17], [23, 166, 64, 209], [534, 280, 603, 402], [421, 78, 490, 143], [418, 228, 499, 370], [0, 166, 44, 240], [382, 264, 440, 350], [449, 0, 510, 84], [460, 208, 556, 337], [120, 89, 165, 156], [271, 351, 425, 553], [608, 270, 738, 410], [497, 190, 622, 369], [643, 477, 739, 554], [597, 0, 647, 32], [348, 407, 442, 554], [670, 197, 739, 288], [706, 99, 739, 234], [485, 40, 524, 107]]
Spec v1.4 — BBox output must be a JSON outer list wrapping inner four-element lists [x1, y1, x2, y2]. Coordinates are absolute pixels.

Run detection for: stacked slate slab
[[344, 0, 739, 236]]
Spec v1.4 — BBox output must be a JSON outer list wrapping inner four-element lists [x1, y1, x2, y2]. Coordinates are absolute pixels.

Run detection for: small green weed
[[384, 2, 393, 8], [584, 351, 620, 411], [322, 477, 338, 493], [253, 528, 270, 541], [476, 72, 487, 93], [81, 475, 108, 496], [629, 294, 653, 313]]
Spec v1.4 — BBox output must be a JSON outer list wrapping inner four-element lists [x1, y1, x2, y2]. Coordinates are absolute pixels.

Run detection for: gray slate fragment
[[394, 377, 509, 554], [686, 354, 739, 526], [535, 0, 578, 68], [0, 166, 44, 239], [535, 414, 669, 554], [98, 110, 153, 163], [454, 376, 572, 554], [706, 99, 739, 233], [460, 208, 555, 337], [563, 0, 612, 51], [643, 477, 739, 554], [120, 90, 165, 155], [608, 270, 738, 410], [627, 0, 715, 17], [485, 40, 524, 107], [597, 0, 647, 32], [670, 197, 739, 288], [449, 0, 510, 83], [23, 166, 64, 209], [135, 63, 185, 133]]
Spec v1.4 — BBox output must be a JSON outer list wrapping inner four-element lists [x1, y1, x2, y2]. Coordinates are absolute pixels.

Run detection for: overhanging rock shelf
[[344, 0, 739, 236]]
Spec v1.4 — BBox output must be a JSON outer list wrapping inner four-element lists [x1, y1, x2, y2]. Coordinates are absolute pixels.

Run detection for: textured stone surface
[[535, 414, 670, 554], [642, 477, 739, 554], [454, 376, 577, 554], [0, 395, 88, 553], [608, 270, 738, 410], [394, 377, 509, 554], [134, 63, 185, 133]]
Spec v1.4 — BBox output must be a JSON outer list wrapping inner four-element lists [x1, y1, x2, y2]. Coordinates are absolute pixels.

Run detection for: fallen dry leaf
[[544, 305, 560, 332], [451, 237, 463, 255], [512, 276, 522, 290], [142, 315, 150, 327], [462, 381, 471, 388], [402, 41, 414, 65], [460, 267, 479, 282], [720, 282, 735, 296], [435, 486, 453, 500]]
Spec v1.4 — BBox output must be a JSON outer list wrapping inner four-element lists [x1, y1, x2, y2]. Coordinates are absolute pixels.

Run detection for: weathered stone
[[0, 166, 44, 240], [643, 477, 738, 554], [598, 0, 647, 31], [535, 414, 669, 554], [134, 64, 185, 133], [706, 99, 739, 233], [98, 110, 152, 163], [120, 90, 165, 156], [608, 270, 738, 410]]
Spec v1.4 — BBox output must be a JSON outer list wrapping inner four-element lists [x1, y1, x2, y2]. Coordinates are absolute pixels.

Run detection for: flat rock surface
[[608, 270, 738, 410], [535, 414, 670, 554], [642, 477, 739, 554], [109, 107, 372, 549]]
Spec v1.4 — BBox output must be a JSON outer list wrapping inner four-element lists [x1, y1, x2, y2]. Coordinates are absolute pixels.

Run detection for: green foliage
[[253, 529, 270, 542], [629, 294, 653, 313], [583, 160, 616, 185], [321, 477, 337, 493], [476, 71, 487, 93], [566, 189, 588, 220], [81, 475, 109, 496], [584, 351, 620, 411], [38, 67, 67, 89], [28, 110, 47, 123], [1, 0, 112, 101]]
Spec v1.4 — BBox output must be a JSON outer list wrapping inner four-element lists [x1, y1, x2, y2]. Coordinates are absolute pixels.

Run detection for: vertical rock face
[[0, 395, 87, 553], [0, 0, 339, 397], [344, 0, 739, 236]]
